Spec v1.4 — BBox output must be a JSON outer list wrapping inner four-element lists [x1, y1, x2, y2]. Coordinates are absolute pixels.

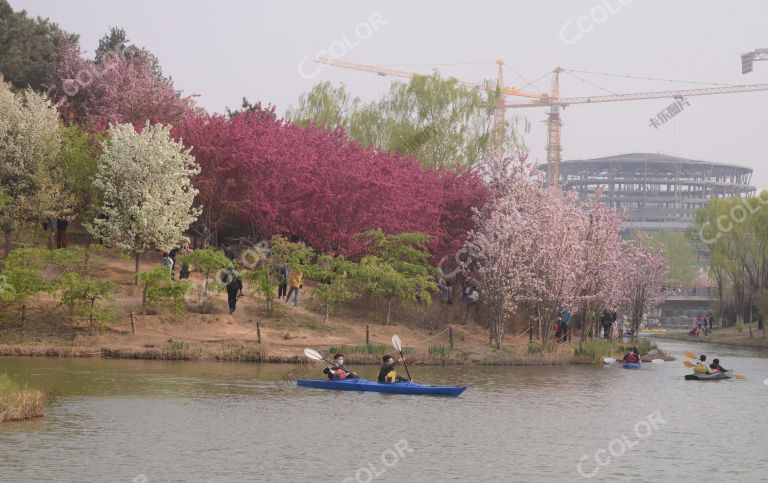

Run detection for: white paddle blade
[[603, 357, 616, 364], [304, 348, 323, 361], [651, 359, 665, 364], [392, 335, 402, 353]]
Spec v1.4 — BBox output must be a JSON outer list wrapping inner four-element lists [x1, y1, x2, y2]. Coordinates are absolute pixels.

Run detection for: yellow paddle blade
[[683, 351, 699, 360], [683, 360, 694, 367], [735, 374, 747, 380]]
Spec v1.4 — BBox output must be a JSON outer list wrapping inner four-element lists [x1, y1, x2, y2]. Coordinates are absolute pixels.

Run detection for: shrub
[[0, 374, 45, 423]]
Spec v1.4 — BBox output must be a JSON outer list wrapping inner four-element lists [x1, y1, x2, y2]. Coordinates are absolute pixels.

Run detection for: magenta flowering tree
[[620, 233, 669, 340]]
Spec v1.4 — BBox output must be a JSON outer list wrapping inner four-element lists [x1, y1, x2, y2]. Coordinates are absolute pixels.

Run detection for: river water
[[1, 339, 766, 482]]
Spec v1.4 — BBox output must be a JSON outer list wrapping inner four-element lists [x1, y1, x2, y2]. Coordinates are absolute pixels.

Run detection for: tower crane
[[315, 58, 768, 185]]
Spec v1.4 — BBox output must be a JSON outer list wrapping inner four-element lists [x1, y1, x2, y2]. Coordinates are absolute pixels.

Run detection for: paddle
[[303, 348, 356, 376], [392, 335, 413, 382], [684, 351, 699, 360]]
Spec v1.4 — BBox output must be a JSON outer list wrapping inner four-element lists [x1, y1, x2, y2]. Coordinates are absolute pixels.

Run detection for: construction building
[[542, 152, 755, 231]]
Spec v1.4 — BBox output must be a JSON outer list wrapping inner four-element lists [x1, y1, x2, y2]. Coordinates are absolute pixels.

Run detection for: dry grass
[[0, 374, 46, 423]]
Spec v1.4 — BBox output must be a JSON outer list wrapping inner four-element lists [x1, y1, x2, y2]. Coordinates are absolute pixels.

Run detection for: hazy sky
[[11, 0, 768, 187]]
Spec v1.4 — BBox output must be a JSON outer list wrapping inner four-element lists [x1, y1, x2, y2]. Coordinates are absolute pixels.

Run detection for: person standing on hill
[[222, 267, 243, 314], [55, 218, 69, 249], [285, 270, 303, 307], [276, 264, 289, 300], [601, 310, 613, 340], [178, 241, 192, 280], [162, 252, 175, 278]]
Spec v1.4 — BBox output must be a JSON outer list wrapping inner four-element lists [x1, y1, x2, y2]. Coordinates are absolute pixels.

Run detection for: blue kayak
[[297, 378, 467, 397], [622, 361, 642, 369]]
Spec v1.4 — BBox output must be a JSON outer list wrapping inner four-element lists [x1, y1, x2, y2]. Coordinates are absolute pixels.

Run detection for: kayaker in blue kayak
[[622, 347, 640, 364], [378, 355, 410, 383], [323, 353, 358, 380]]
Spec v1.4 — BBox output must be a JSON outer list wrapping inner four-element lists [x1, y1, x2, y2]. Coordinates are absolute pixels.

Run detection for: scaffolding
[[543, 153, 755, 231]]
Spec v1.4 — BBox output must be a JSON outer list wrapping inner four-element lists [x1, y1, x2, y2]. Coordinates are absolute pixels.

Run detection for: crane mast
[[314, 58, 768, 185]]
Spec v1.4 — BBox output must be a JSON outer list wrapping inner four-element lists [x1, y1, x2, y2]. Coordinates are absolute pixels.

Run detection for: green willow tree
[[287, 76, 527, 169], [647, 231, 698, 287], [691, 193, 768, 327]]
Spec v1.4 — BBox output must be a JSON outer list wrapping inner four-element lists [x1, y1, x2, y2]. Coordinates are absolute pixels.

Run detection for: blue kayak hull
[[297, 378, 467, 397], [622, 362, 642, 369]]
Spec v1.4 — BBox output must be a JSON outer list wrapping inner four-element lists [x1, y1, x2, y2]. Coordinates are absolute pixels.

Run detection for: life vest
[[333, 369, 347, 380], [693, 364, 707, 374], [384, 370, 397, 383], [625, 353, 639, 363]]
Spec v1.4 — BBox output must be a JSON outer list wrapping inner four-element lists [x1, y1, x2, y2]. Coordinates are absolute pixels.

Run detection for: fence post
[[130, 311, 136, 335], [257, 321, 262, 344], [366, 325, 370, 346], [449, 325, 453, 350]]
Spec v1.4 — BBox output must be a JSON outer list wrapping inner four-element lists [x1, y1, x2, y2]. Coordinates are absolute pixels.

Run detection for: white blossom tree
[[0, 76, 62, 256], [89, 122, 201, 284]]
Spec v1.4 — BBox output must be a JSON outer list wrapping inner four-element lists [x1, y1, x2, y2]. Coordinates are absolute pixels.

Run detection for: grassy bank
[[0, 337, 668, 366], [0, 247, 672, 367], [0, 374, 46, 423], [653, 327, 768, 350]]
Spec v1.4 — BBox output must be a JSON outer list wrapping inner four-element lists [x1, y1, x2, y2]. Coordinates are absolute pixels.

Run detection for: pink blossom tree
[[48, 40, 196, 131], [462, 154, 541, 348], [574, 189, 628, 346], [620, 233, 669, 340]]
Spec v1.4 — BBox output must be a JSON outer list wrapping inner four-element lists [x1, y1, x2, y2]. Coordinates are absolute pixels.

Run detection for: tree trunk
[[2, 229, 11, 258], [324, 303, 330, 323], [84, 233, 92, 270], [142, 284, 148, 315], [385, 299, 392, 325], [202, 275, 211, 313], [134, 253, 142, 285]]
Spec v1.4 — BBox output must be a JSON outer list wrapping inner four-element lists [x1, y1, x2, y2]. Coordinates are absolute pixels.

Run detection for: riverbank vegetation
[[0, 5, 671, 363], [0, 374, 45, 423], [654, 327, 768, 349], [692, 195, 768, 330]]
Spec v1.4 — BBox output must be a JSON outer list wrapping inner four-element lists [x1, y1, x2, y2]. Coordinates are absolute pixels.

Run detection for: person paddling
[[693, 354, 709, 374], [322, 353, 357, 380], [709, 358, 728, 374], [623, 347, 640, 363], [378, 355, 410, 383]]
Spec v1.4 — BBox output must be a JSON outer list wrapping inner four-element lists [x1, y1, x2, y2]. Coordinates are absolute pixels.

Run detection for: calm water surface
[[1, 339, 767, 482]]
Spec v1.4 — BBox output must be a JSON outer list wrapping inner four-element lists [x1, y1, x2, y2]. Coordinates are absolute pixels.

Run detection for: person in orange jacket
[[285, 270, 303, 306]]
